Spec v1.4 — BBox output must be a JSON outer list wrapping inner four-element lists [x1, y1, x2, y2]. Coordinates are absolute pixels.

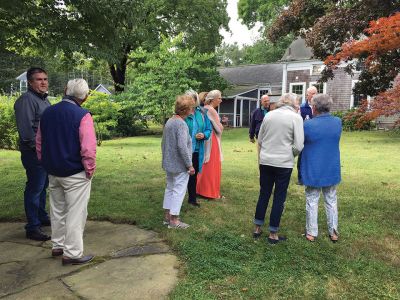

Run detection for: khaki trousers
[[49, 171, 91, 259]]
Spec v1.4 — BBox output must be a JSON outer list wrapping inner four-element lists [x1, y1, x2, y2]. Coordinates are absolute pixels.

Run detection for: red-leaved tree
[[326, 13, 400, 128]]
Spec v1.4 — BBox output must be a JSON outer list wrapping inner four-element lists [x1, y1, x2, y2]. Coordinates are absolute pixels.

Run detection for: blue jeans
[[297, 151, 303, 183], [254, 165, 292, 232], [21, 150, 49, 232]]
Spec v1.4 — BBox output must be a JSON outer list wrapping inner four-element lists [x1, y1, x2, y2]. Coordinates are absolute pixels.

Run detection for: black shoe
[[189, 202, 200, 207], [41, 219, 51, 227], [26, 229, 51, 241], [62, 255, 94, 266], [267, 236, 287, 244], [52, 248, 64, 257], [253, 230, 263, 239]]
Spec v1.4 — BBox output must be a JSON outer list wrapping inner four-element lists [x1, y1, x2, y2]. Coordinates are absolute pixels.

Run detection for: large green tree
[[124, 35, 226, 123], [216, 36, 292, 66], [0, 0, 229, 92]]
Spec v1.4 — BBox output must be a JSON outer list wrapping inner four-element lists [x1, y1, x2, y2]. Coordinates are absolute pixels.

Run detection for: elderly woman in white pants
[[162, 95, 195, 229], [300, 94, 342, 243]]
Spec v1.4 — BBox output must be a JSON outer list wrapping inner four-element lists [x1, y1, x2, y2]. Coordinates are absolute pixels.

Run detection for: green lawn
[[1, 129, 399, 299]]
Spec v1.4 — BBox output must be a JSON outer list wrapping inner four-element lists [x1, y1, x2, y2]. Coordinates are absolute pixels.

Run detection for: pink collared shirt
[[36, 113, 97, 178]]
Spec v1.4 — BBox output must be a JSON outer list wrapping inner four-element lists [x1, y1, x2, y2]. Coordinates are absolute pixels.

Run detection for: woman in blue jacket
[[300, 94, 342, 243], [185, 90, 212, 207]]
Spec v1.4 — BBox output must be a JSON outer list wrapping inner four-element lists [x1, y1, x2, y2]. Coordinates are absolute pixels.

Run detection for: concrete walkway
[[0, 221, 179, 299]]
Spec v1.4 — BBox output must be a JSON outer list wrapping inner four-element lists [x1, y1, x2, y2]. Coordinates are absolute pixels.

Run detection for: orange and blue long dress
[[196, 105, 223, 199]]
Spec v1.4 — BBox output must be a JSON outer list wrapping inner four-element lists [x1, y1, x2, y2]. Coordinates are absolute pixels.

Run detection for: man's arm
[[14, 96, 36, 150], [79, 113, 97, 179], [35, 123, 42, 161], [249, 110, 257, 141]]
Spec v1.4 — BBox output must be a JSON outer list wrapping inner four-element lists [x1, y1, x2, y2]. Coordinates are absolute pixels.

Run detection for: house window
[[309, 81, 327, 94], [259, 88, 270, 97], [311, 64, 324, 75], [351, 80, 363, 108], [20, 80, 27, 93], [289, 82, 306, 103]]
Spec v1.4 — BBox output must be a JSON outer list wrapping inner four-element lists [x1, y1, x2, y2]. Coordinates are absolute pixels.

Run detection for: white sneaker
[[168, 221, 190, 229]]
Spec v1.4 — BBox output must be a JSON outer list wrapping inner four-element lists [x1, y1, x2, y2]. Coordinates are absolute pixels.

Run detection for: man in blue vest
[[297, 86, 317, 185], [36, 78, 96, 265], [14, 67, 51, 241]]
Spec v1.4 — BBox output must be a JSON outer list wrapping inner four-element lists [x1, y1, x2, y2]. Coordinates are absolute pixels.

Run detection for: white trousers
[[163, 171, 189, 216], [49, 171, 91, 259], [305, 185, 338, 237]]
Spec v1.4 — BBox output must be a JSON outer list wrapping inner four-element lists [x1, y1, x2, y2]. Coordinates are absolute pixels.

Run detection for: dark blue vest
[[40, 100, 89, 177]]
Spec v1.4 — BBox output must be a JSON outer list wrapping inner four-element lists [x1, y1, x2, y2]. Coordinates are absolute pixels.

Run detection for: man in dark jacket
[[249, 95, 270, 143], [14, 67, 51, 241]]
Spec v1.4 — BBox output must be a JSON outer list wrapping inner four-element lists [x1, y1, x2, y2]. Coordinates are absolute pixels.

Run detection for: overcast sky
[[220, 0, 262, 47]]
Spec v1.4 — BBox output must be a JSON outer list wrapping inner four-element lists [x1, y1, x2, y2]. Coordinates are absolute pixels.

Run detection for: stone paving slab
[[0, 256, 81, 297], [112, 242, 170, 258], [83, 221, 163, 257], [0, 242, 49, 264], [0, 221, 178, 299], [3, 279, 78, 300], [63, 254, 178, 300], [0, 223, 51, 247]]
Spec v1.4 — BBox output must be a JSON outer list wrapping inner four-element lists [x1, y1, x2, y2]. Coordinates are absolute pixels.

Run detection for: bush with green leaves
[[83, 91, 122, 142], [332, 109, 373, 131], [0, 95, 19, 149]]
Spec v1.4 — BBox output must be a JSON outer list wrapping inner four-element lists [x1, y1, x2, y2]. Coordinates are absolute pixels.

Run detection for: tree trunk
[[109, 54, 128, 93]]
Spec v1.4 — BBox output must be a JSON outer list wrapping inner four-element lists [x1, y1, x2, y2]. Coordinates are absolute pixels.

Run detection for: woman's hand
[[195, 133, 205, 140], [188, 166, 195, 175]]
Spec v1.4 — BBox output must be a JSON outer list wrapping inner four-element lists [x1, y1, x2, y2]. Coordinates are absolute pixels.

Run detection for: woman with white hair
[[196, 89, 224, 199], [253, 93, 304, 244], [184, 90, 212, 207], [300, 94, 342, 243]]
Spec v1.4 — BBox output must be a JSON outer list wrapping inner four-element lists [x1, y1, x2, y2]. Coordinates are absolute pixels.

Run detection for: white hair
[[65, 78, 89, 100], [311, 93, 333, 113], [276, 92, 299, 109], [307, 86, 318, 94], [205, 90, 221, 105], [185, 89, 200, 106]]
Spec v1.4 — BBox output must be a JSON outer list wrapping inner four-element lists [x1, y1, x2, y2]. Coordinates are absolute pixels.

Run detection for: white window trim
[[257, 88, 271, 108], [350, 80, 358, 108], [289, 82, 306, 104], [309, 81, 327, 94], [351, 80, 371, 109]]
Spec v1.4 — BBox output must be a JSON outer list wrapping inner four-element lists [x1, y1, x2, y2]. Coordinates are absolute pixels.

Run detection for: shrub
[[331, 108, 373, 131], [0, 95, 19, 149]]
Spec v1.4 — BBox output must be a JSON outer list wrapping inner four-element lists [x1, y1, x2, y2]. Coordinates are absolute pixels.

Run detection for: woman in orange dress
[[196, 90, 223, 199]]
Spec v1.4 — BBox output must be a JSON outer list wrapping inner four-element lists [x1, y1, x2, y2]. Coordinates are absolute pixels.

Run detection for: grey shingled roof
[[218, 63, 283, 86], [281, 37, 313, 61]]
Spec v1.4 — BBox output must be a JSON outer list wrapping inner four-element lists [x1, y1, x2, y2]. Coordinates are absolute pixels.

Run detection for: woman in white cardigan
[[253, 93, 304, 244]]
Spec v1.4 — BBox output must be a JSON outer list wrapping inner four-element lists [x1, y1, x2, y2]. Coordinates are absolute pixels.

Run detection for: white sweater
[[257, 106, 304, 168]]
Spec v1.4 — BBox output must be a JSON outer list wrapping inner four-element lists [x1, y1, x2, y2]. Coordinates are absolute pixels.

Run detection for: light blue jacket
[[300, 113, 342, 187]]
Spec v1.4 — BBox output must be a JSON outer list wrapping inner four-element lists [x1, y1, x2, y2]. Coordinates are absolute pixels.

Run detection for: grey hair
[[205, 90, 221, 105], [65, 79, 89, 100], [311, 94, 333, 113], [185, 89, 200, 106], [276, 93, 299, 109]]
